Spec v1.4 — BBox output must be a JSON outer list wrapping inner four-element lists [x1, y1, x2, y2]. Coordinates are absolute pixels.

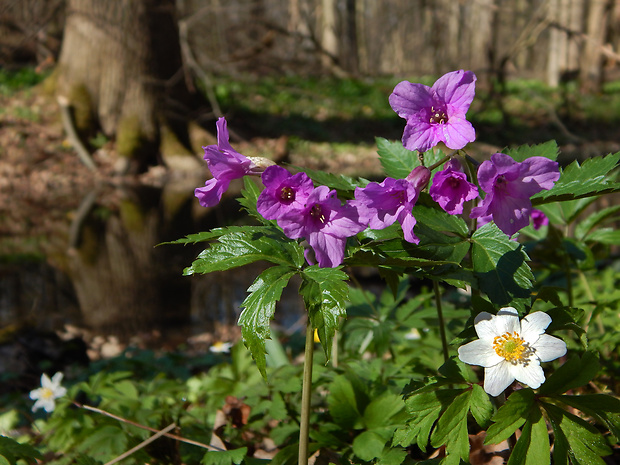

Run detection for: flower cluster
[[194, 70, 561, 266]]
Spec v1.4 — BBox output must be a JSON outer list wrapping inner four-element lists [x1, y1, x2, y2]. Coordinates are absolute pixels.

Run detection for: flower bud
[[406, 165, 431, 190]]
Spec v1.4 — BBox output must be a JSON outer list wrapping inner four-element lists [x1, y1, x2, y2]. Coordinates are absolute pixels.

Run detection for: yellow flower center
[[493, 331, 533, 365], [40, 387, 54, 399]]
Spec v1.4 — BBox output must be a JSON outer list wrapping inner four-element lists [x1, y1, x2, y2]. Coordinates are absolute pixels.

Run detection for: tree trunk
[[580, 0, 612, 93], [56, 0, 198, 174]]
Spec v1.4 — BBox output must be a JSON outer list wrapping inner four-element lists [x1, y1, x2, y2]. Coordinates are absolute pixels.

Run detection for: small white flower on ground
[[29, 372, 67, 413], [458, 307, 567, 397], [210, 341, 233, 353]]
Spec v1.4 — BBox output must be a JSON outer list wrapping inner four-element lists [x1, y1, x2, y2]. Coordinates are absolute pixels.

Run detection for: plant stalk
[[433, 280, 450, 363], [299, 319, 315, 464]]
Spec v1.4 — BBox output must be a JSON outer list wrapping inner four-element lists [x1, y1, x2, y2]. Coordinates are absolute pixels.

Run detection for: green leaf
[[533, 152, 620, 205], [507, 406, 550, 465], [575, 204, 620, 240], [363, 391, 405, 429], [469, 384, 494, 428], [504, 140, 559, 162], [412, 200, 470, 237], [239, 266, 296, 378], [395, 387, 464, 452], [430, 390, 471, 461], [201, 447, 248, 465], [537, 351, 599, 395], [543, 402, 611, 465], [485, 389, 535, 445], [77, 425, 128, 459], [293, 165, 364, 192], [376, 137, 419, 179], [184, 226, 304, 275], [238, 177, 264, 220], [557, 394, 620, 439], [327, 374, 364, 429], [353, 430, 389, 461], [300, 266, 349, 360], [471, 222, 533, 310], [0, 436, 43, 465]]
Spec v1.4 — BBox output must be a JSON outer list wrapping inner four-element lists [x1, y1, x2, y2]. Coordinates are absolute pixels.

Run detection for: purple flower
[[257, 166, 314, 220], [351, 166, 430, 244], [429, 158, 479, 214], [470, 153, 560, 236], [278, 186, 365, 268], [389, 70, 477, 153], [531, 209, 548, 230], [195, 117, 261, 208]]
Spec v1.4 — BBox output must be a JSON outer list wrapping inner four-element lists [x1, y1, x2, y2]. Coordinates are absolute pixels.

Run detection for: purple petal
[[195, 178, 229, 208], [389, 81, 435, 118], [433, 70, 477, 111]]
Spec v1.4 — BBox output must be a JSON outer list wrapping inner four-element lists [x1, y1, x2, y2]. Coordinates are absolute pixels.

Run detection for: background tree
[[56, 0, 204, 174]]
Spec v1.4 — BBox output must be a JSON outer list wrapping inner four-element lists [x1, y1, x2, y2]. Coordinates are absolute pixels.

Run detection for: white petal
[[533, 334, 567, 362], [473, 312, 497, 339], [512, 360, 545, 389], [50, 372, 64, 387], [520, 312, 551, 344], [40, 373, 52, 389], [29, 388, 42, 400], [55, 386, 68, 398], [41, 399, 56, 413], [494, 307, 521, 335], [483, 362, 515, 396], [458, 339, 503, 367]]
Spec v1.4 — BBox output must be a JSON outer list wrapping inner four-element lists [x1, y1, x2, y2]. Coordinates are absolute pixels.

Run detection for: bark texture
[[57, 0, 194, 172]]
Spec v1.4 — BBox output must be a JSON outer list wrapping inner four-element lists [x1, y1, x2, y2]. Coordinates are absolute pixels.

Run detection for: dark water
[[0, 178, 306, 349]]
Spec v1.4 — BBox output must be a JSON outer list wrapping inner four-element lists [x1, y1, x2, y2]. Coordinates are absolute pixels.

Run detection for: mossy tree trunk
[[57, 0, 198, 173]]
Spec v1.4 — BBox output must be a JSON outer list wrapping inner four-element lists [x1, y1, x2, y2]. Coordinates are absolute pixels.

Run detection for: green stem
[[433, 281, 449, 363], [563, 252, 574, 308], [298, 320, 314, 465]]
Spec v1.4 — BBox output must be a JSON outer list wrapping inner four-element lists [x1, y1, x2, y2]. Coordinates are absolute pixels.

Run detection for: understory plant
[[3, 70, 620, 465]]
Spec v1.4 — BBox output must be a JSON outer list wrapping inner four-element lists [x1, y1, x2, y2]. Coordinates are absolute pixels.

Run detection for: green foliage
[[0, 436, 42, 465]]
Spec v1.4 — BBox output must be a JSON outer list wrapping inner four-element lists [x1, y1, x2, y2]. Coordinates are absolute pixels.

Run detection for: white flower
[[209, 341, 233, 353], [458, 307, 567, 397], [29, 372, 67, 413]]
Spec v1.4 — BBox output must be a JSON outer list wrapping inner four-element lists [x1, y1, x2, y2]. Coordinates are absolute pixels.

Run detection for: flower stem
[[433, 281, 449, 363], [298, 319, 315, 465]]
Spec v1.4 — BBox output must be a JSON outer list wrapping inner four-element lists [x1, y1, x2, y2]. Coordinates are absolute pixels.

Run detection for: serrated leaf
[[363, 391, 405, 430], [485, 389, 535, 445], [558, 394, 620, 439], [471, 222, 533, 310], [575, 204, 620, 240], [470, 384, 494, 428], [412, 200, 470, 237], [376, 137, 419, 179], [395, 389, 463, 452], [507, 406, 550, 465], [504, 140, 559, 162], [77, 425, 127, 458], [184, 227, 304, 275], [533, 152, 620, 205], [430, 390, 471, 461], [201, 447, 248, 465], [537, 351, 600, 395], [237, 177, 264, 220], [300, 266, 349, 360], [292, 165, 363, 192], [543, 403, 611, 465], [239, 266, 296, 378]]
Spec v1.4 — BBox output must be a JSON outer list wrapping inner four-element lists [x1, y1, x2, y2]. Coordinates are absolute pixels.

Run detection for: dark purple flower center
[[429, 106, 448, 124], [310, 204, 327, 224], [279, 186, 296, 203], [448, 177, 461, 189]]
